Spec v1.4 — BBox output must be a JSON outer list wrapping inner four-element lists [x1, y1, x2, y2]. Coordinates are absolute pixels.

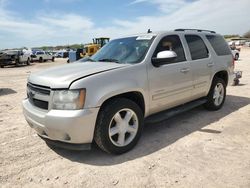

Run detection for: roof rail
[[175, 29, 216, 34]]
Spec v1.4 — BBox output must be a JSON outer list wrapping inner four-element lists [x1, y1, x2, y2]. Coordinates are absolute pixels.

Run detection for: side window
[[90, 48, 94, 53], [206, 35, 231, 56], [185, 35, 209, 60], [153, 35, 186, 63]]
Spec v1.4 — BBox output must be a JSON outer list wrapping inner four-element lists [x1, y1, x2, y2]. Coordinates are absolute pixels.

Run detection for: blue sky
[[0, 0, 249, 49]]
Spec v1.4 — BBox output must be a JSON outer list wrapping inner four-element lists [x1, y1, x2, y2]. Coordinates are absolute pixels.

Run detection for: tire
[[26, 58, 30, 65], [94, 98, 144, 154], [235, 54, 239, 60], [204, 77, 226, 111], [15, 59, 20, 66], [52, 57, 55, 62], [39, 57, 43, 63], [1, 65, 4, 68]]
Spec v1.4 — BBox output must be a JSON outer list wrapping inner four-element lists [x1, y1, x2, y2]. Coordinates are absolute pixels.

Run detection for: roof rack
[[175, 29, 216, 34]]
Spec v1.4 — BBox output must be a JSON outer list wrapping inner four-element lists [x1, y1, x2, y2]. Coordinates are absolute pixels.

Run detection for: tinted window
[[90, 48, 94, 53], [37, 51, 44, 55], [153, 35, 186, 63], [185, 35, 209, 60], [206, 35, 231, 56]]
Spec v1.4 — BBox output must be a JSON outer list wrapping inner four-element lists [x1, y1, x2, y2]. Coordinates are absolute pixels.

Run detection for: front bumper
[[22, 99, 99, 144]]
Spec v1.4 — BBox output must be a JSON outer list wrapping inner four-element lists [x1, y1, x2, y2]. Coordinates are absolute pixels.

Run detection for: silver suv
[[22, 29, 234, 154]]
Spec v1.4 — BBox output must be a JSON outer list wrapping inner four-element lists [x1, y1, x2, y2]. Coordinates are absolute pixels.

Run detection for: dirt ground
[[0, 49, 250, 188]]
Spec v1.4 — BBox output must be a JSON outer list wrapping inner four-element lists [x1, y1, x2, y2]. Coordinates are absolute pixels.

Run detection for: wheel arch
[[213, 70, 229, 86], [99, 91, 146, 116]]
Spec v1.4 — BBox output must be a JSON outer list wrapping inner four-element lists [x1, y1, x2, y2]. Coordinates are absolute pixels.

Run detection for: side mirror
[[152, 50, 177, 67]]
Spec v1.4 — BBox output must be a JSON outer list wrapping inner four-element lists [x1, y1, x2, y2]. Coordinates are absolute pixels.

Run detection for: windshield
[[79, 36, 154, 64]]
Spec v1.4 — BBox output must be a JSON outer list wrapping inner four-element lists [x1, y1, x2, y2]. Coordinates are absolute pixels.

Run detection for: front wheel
[[94, 98, 144, 154], [204, 77, 226, 111], [26, 58, 30, 65], [235, 54, 239, 60]]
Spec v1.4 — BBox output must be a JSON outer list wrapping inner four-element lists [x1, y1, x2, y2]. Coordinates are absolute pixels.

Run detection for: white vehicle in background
[[230, 48, 240, 60], [245, 41, 250, 47], [31, 51, 55, 62]]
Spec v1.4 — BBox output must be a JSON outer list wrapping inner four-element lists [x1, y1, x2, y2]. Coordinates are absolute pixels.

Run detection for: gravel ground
[[0, 49, 250, 188]]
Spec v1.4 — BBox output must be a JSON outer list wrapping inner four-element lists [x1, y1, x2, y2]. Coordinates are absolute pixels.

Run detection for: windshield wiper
[[98, 58, 120, 63]]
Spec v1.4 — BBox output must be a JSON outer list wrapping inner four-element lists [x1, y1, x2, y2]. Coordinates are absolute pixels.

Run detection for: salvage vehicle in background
[[31, 51, 55, 62], [23, 29, 234, 154], [0, 50, 31, 68]]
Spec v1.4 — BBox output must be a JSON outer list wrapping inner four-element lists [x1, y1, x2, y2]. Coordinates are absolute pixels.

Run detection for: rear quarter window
[[206, 35, 231, 56]]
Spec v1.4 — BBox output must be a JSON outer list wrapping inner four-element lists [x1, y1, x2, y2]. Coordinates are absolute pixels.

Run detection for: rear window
[[185, 35, 209, 60], [206, 35, 231, 56]]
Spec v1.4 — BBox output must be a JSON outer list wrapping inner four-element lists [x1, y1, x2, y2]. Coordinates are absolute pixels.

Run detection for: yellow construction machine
[[81, 37, 110, 57]]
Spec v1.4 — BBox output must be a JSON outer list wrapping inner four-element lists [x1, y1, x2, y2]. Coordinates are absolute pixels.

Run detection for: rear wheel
[[235, 54, 239, 60], [94, 98, 144, 154], [39, 57, 43, 63], [15, 59, 20, 66], [204, 77, 226, 111], [26, 58, 30, 65], [52, 57, 55, 62]]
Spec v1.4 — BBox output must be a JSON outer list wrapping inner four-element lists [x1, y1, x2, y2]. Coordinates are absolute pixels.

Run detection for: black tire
[[235, 54, 239, 60], [26, 58, 30, 65], [1, 65, 4, 68], [52, 57, 55, 62], [94, 98, 144, 154], [15, 59, 20, 66], [39, 57, 43, 63], [204, 77, 226, 111]]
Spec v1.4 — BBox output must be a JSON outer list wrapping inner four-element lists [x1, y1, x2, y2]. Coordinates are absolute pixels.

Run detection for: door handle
[[180, 68, 190, 73], [207, 62, 214, 67]]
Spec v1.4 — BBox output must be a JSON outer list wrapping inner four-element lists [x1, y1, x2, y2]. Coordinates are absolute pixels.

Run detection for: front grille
[[27, 83, 50, 95], [27, 83, 51, 110], [32, 99, 49, 110]]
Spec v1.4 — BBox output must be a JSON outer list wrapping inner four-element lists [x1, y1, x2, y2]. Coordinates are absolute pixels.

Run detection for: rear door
[[184, 34, 212, 99], [148, 35, 193, 114]]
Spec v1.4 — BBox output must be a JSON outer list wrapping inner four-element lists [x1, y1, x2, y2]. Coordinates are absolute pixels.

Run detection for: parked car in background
[[55, 51, 69, 58], [55, 52, 63, 58], [230, 47, 240, 60], [0, 49, 31, 68], [31, 51, 55, 62], [245, 41, 250, 47]]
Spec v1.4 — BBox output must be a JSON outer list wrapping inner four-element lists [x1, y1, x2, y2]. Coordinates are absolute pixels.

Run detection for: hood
[[28, 62, 128, 88]]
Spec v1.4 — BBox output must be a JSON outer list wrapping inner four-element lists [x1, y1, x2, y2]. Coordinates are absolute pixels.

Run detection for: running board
[[145, 98, 207, 124]]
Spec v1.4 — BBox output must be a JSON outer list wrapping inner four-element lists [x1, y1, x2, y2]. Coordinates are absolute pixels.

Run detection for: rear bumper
[[22, 99, 99, 144]]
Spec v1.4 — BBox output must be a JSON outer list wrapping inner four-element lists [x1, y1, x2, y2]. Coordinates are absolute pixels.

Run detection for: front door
[[148, 35, 193, 114]]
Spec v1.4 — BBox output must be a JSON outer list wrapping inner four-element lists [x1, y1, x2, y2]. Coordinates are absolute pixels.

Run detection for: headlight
[[52, 89, 86, 110]]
